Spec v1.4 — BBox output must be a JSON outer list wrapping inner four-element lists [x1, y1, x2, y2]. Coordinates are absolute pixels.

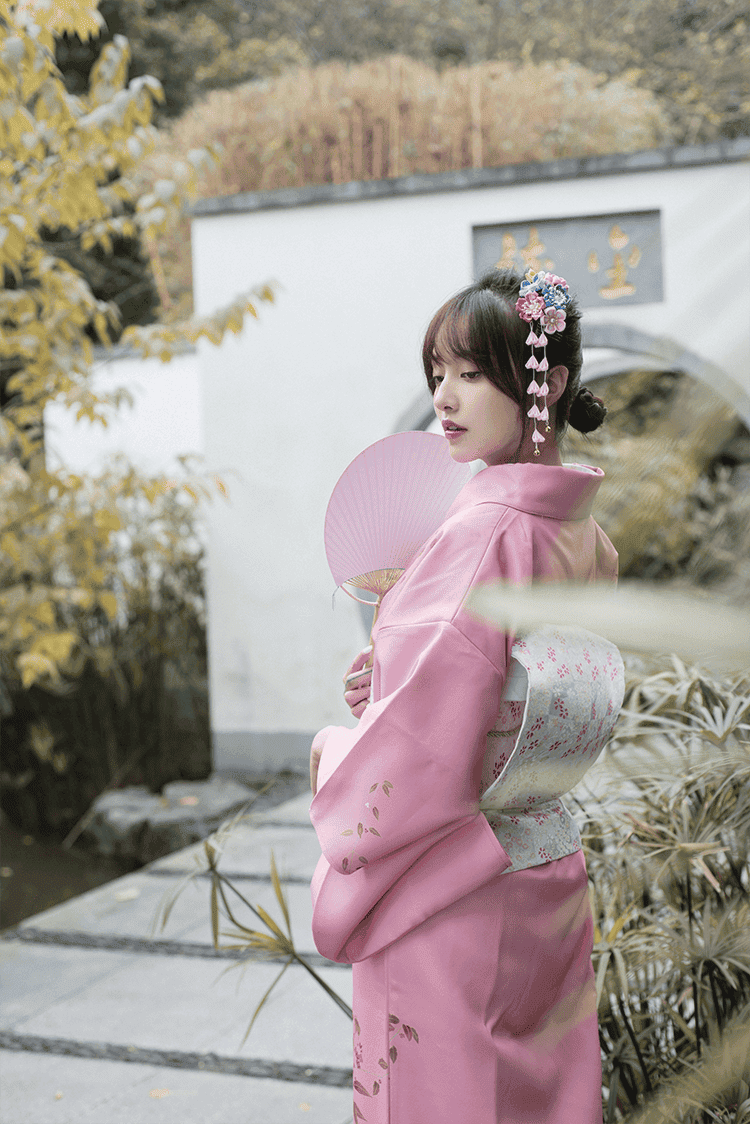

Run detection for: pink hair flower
[[516, 293, 545, 322], [541, 307, 566, 333]]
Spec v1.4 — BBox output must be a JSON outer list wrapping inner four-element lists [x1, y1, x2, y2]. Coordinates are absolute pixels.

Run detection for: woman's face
[[431, 354, 523, 466]]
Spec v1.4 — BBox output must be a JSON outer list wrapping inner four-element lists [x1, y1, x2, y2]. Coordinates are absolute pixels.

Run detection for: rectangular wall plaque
[[473, 211, 663, 307]]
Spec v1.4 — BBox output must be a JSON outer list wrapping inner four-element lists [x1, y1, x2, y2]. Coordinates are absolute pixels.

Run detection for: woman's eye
[[462, 371, 480, 380], [432, 375, 443, 388]]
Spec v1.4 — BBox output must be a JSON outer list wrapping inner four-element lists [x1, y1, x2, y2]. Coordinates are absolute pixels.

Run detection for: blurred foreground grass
[[468, 581, 750, 675]]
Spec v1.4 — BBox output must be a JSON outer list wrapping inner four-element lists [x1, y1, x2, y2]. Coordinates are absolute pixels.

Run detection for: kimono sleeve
[[309, 618, 514, 962], [308, 506, 526, 962], [310, 617, 509, 876]]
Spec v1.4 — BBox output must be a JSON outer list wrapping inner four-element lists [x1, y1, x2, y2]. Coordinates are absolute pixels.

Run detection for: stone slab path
[[0, 793, 353, 1124]]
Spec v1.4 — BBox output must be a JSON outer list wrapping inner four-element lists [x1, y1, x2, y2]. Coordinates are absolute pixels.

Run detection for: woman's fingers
[[343, 647, 373, 717], [344, 687, 369, 719], [342, 645, 373, 685], [344, 683, 370, 710], [344, 666, 372, 689], [344, 673, 372, 719]]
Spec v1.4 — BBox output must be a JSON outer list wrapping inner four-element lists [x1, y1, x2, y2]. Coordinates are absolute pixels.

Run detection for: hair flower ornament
[[515, 270, 571, 454], [541, 307, 566, 334], [518, 292, 545, 321]]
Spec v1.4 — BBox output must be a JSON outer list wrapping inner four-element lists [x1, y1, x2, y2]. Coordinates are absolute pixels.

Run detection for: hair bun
[[568, 386, 607, 433]]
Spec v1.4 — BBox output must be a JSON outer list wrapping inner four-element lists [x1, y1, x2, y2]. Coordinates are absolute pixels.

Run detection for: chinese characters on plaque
[[472, 211, 663, 307]]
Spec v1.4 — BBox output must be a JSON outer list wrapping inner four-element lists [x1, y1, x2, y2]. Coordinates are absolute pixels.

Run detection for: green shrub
[[0, 460, 212, 838]]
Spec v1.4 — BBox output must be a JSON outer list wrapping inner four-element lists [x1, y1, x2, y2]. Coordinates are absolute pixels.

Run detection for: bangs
[[422, 286, 525, 401], [428, 305, 476, 369]]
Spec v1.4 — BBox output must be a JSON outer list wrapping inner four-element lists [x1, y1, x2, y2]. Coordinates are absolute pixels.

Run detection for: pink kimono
[[310, 462, 623, 1124]]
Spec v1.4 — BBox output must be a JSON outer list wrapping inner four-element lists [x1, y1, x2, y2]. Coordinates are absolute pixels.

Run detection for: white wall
[[44, 350, 202, 475], [192, 153, 750, 773]]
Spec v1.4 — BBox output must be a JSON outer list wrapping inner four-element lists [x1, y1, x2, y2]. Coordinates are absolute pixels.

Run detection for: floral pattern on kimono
[[479, 627, 625, 872], [352, 1011, 421, 1123]]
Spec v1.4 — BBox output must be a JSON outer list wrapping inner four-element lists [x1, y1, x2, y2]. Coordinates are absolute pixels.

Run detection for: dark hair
[[422, 269, 607, 438]]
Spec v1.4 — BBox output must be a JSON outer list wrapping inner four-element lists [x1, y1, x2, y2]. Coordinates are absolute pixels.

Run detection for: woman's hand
[[343, 646, 373, 719], [310, 726, 335, 796]]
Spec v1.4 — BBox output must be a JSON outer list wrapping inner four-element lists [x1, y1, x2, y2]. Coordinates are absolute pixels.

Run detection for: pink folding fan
[[324, 431, 472, 615]]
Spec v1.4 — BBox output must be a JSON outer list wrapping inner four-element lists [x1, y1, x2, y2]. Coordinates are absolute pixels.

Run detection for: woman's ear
[[546, 365, 569, 406]]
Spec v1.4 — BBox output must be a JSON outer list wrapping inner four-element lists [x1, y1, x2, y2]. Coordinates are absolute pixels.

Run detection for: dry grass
[[564, 371, 750, 602], [141, 55, 668, 316]]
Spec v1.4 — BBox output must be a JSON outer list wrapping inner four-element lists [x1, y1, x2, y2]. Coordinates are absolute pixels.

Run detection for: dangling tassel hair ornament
[[515, 271, 570, 455]]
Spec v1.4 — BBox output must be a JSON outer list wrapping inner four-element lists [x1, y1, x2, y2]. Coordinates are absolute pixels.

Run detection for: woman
[[309, 269, 623, 1124]]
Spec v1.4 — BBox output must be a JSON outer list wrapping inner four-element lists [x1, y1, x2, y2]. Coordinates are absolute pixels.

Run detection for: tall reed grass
[[142, 55, 668, 316]]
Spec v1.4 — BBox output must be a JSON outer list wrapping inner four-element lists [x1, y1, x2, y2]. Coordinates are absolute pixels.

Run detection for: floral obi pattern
[[479, 627, 625, 873]]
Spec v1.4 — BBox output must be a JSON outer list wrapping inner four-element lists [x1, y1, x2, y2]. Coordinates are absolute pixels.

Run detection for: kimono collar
[[447, 462, 605, 522]]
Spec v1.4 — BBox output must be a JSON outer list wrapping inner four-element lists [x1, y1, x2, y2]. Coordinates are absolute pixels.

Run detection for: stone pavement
[[0, 792, 354, 1124]]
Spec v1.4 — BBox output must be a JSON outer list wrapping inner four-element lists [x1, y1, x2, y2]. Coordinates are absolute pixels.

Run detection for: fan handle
[[340, 567, 404, 686]]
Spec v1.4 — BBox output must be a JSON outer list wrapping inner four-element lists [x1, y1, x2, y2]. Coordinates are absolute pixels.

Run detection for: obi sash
[[479, 627, 625, 873]]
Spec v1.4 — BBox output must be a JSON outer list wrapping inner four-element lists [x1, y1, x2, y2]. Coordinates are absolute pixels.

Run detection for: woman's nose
[[434, 378, 454, 411]]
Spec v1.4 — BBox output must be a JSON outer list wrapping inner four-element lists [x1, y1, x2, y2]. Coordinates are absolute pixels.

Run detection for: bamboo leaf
[[692, 854, 723, 893], [210, 873, 220, 949], [253, 902, 291, 947], [269, 849, 292, 939], [595, 950, 611, 1007], [220, 918, 277, 942], [152, 869, 198, 936], [239, 960, 291, 1047], [219, 926, 280, 947], [626, 1022, 750, 1124], [606, 904, 635, 946], [612, 948, 630, 1003], [219, 933, 283, 955]]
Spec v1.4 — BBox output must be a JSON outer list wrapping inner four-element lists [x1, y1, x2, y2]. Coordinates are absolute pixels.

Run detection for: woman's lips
[[443, 425, 467, 440]]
